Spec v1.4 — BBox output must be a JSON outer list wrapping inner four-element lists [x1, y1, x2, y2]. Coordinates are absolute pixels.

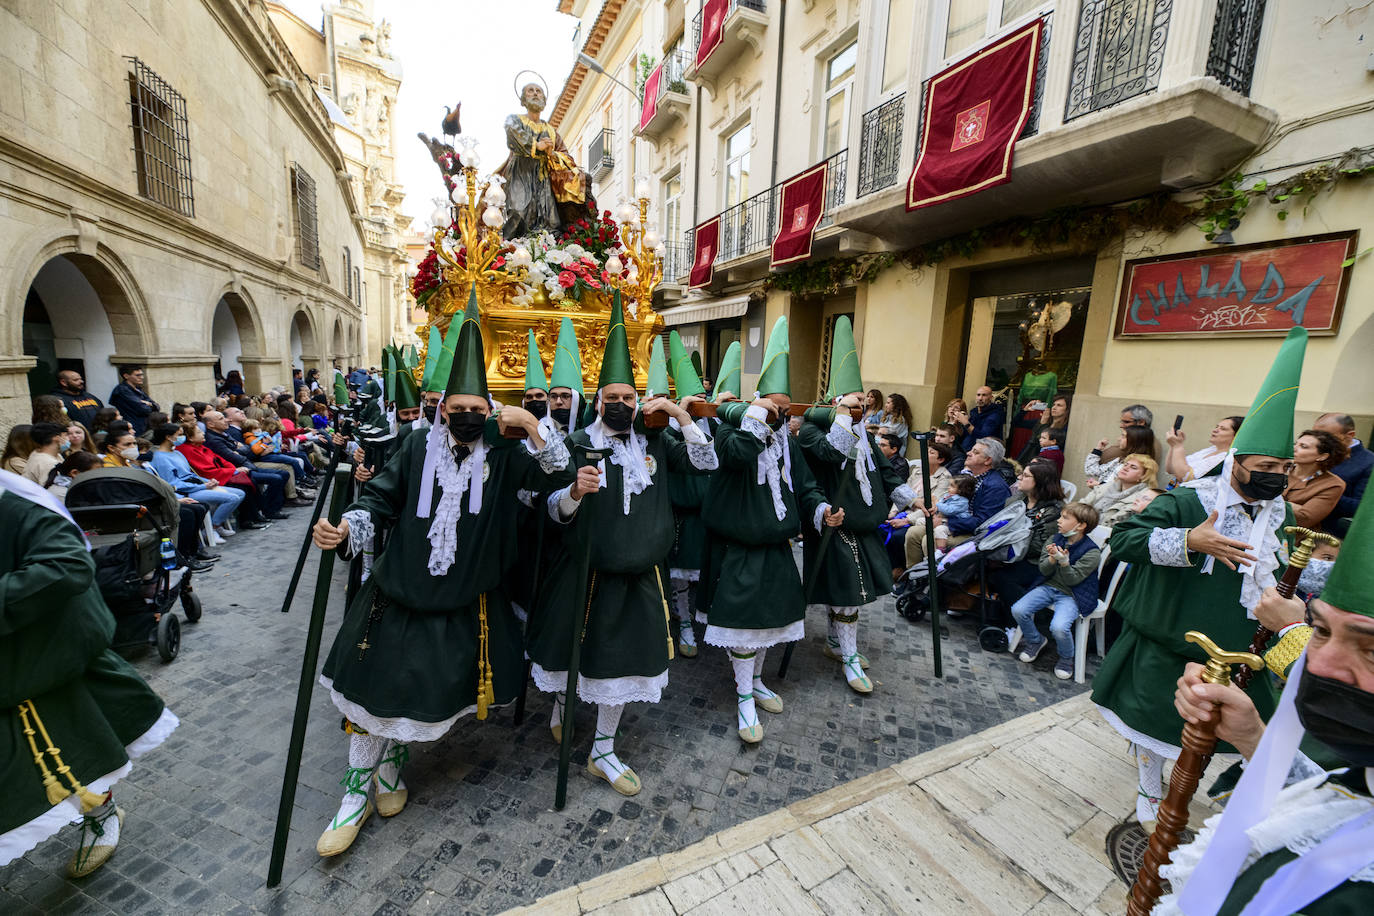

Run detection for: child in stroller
[[65, 468, 203, 661]]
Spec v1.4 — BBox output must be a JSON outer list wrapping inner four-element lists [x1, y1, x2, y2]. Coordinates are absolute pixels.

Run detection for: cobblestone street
[[1, 510, 1093, 915]]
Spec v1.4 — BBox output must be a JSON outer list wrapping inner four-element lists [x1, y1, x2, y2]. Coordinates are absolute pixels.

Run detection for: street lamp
[[577, 53, 643, 114]]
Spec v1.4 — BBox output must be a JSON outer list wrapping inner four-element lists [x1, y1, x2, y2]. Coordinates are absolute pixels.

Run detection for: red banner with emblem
[[689, 217, 721, 289], [906, 19, 1042, 211], [639, 64, 662, 132], [1114, 233, 1356, 338], [697, 0, 727, 68], [771, 162, 828, 268]]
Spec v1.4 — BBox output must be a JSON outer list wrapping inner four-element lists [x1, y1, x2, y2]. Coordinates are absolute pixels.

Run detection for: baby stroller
[[894, 499, 1031, 652], [66, 468, 203, 661]]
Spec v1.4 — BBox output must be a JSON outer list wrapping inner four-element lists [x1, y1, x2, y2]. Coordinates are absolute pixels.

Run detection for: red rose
[[558, 270, 576, 287]]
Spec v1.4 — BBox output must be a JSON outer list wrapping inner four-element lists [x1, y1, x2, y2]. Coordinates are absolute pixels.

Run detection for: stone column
[[0, 356, 39, 431]]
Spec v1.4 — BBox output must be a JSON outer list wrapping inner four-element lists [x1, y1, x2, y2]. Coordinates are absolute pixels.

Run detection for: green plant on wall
[[636, 53, 656, 98]]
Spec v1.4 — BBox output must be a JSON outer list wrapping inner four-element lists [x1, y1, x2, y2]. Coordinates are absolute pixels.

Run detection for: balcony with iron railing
[[836, 0, 1276, 246], [588, 128, 614, 180], [661, 239, 691, 286], [637, 48, 693, 139], [684, 0, 769, 95]]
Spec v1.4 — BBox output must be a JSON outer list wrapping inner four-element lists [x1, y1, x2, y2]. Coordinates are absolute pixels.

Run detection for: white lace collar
[[1181, 453, 1283, 612], [586, 416, 652, 515]]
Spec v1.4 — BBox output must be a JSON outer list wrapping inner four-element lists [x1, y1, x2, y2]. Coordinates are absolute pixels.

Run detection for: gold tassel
[[476, 593, 494, 720], [654, 568, 675, 661], [19, 701, 107, 810]]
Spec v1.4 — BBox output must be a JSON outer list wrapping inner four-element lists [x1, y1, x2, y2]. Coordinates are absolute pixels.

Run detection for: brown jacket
[[1286, 469, 1346, 529]]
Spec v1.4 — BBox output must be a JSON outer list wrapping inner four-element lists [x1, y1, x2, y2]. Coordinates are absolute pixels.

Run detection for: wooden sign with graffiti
[[1114, 232, 1356, 338]]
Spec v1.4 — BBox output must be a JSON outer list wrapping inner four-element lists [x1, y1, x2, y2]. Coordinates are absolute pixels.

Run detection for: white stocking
[[672, 579, 696, 646], [376, 740, 408, 796], [835, 615, 863, 682], [1134, 743, 1164, 824], [730, 650, 758, 731], [549, 691, 566, 731], [751, 648, 778, 702], [591, 703, 628, 782], [332, 733, 385, 829]]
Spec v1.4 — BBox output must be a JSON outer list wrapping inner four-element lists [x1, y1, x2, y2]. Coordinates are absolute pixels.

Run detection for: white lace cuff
[[537, 434, 571, 473], [516, 488, 535, 508], [342, 509, 375, 558], [891, 484, 917, 510], [686, 438, 718, 470], [741, 415, 771, 442], [827, 415, 859, 453], [679, 422, 708, 445], [1296, 558, 1332, 596], [813, 502, 831, 533], [1148, 527, 1193, 567], [549, 486, 579, 522]]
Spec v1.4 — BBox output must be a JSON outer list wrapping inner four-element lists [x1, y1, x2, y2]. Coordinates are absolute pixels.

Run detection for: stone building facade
[[0, 0, 369, 427], [552, 0, 1374, 486]]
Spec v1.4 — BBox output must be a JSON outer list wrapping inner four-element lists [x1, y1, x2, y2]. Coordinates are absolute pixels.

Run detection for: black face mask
[[551, 406, 571, 427], [768, 414, 786, 432], [422, 404, 438, 423], [447, 412, 487, 443], [1295, 668, 1374, 767], [601, 401, 635, 433], [1237, 468, 1289, 501], [525, 399, 548, 420]]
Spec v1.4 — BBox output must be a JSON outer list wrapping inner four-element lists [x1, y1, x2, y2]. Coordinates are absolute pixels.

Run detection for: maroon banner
[[697, 0, 727, 68], [689, 217, 721, 289], [639, 64, 662, 132], [1115, 233, 1356, 338], [906, 19, 1042, 211], [771, 161, 828, 268]]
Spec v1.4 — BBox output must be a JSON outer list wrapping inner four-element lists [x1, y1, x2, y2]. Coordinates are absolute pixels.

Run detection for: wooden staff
[[1232, 526, 1339, 690], [1127, 631, 1262, 916], [642, 399, 853, 428]]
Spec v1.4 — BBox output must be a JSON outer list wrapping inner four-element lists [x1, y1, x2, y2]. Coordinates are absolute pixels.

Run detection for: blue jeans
[[1010, 584, 1080, 659], [186, 486, 243, 526], [256, 452, 310, 480]]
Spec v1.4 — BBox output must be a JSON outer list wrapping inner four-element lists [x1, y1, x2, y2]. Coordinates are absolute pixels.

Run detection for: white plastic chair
[[1074, 546, 1128, 684], [1061, 480, 1077, 502], [1087, 524, 1111, 547]]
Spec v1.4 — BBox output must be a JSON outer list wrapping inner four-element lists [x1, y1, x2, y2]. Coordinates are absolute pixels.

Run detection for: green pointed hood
[[524, 329, 549, 392], [669, 331, 705, 398], [392, 360, 421, 410], [383, 345, 398, 401], [401, 344, 418, 372], [1320, 491, 1374, 618], [333, 369, 348, 405], [424, 317, 462, 395], [445, 286, 489, 398], [597, 290, 635, 390], [550, 317, 584, 394], [756, 316, 791, 397], [826, 315, 863, 400], [715, 341, 742, 399], [690, 349, 704, 380], [646, 335, 672, 397], [419, 326, 442, 392], [1230, 326, 1308, 459]]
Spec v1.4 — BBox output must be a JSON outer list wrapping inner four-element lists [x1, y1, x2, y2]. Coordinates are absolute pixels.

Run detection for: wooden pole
[[912, 432, 943, 678], [1233, 527, 1336, 690]]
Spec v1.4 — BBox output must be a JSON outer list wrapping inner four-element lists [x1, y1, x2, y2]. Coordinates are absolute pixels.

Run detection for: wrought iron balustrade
[[661, 239, 690, 283], [818, 149, 847, 228], [658, 48, 691, 100], [1065, 0, 1173, 121], [1019, 13, 1053, 139], [589, 128, 615, 177], [1206, 0, 1265, 95], [857, 94, 905, 197], [682, 227, 695, 280], [690, 0, 767, 60], [718, 187, 777, 262]]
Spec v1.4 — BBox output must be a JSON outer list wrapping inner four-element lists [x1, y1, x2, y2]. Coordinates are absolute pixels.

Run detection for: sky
[[278, 0, 580, 231]]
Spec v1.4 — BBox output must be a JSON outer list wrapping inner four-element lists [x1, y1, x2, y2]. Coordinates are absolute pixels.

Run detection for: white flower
[[565, 243, 587, 259]]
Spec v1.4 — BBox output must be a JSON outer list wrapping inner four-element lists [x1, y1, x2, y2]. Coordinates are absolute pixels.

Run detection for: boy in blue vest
[[1011, 502, 1101, 679]]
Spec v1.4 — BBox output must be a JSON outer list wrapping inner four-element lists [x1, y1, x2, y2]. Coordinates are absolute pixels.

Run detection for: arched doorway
[[23, 253, 145, 401], [289, 308, 316, 374], [212, 299, 242, 382], [209, 291, 263, 390], [332, 317, 346, 369]]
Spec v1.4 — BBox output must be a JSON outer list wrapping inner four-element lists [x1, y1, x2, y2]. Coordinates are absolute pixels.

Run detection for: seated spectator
[[31, 394, 68, 426], [1082, 454, 1158, 527], [1129, 487, 1165, 517], [67, 424, 95, 455], [1286, 428, 1348, 529], [203, 410, 295, 511], [941, 437, 1011, 547], [1085, 425, 1156, 487], [22, 423, 68, 489], [934, 423, 966, 474], [862, 388, 885, 433], [1010, 502, 1102, 679], [144, 411, 169, 433], [941, 397, 968, 431], [877, 433, 908, 479], [1018, 394, 1071, 465], [876, 393, 912, 442], [149, 423, 244, 540], [100, 427, 142, 469], [887, 441, 955, 589], [1095, 403, 1155, 466], [89, 406, 121, 445], [221, 369, 246, 397], [990, 462, 1067, 609], [1164, 415, 1243, 483], [953, 386, 1006, 451], [53, 450, 104, 498], [1035, 427, 1066, 474], [2, 424, 35, 475], [175, 423, 272, 531], [1313, 412, 1369, 536], [190, 401, 210, 432], [931, 475, 977, 553]]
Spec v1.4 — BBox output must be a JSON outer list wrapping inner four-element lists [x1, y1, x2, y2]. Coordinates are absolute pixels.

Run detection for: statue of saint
[[496, 74, 590, 238]]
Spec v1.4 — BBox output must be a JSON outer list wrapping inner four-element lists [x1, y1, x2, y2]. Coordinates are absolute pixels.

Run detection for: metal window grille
[[662, 239, 690, 283], [1065, 0, 1173, 121], [691, 0, 767, 59], [589, 128, 615, 177], [818, 148, 848, 228], [682, 227, 696, 280], [344, 249, 353, 298], [291, 164, 321, 270], [353, 267, 362, 307], [1018, 13, 1054, 139], [127, 57, 194, 217], [857, 94, 905, 196], [1206, 0, 1265, 95]]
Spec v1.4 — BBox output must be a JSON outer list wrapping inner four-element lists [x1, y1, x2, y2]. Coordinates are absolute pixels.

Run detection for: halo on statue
[[513, 71, 549, 102]]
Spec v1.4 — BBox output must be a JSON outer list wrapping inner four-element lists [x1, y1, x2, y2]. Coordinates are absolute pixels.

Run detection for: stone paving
[[1, 509, 1095, 915]]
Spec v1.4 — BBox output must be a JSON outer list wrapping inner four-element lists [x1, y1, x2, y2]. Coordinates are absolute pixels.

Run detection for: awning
[[658, 294, 751, 327]]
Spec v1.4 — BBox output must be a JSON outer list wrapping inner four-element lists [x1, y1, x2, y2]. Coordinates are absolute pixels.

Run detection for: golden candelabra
[[430, 165, 517, 290], [607, 195, 664, 315]]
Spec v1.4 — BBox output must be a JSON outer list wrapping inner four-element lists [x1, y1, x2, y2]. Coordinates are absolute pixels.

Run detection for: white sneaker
[[207, 530, 227, 547], [215, 524, 236, 538]]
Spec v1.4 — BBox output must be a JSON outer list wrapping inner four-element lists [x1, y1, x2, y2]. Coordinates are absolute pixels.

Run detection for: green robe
[[698, 417, 827, 635], [526, 427, 712, 695], [1, 492, 167, 845], [321, 423, 571, 730], [666, 423, 713, 575], [798, 413, 910, 607], [1091, 482, 1292, 751]]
